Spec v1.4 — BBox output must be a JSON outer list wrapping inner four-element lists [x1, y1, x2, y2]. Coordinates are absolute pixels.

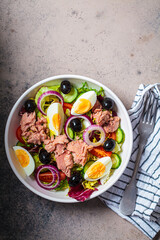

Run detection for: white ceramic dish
[[5, 75, 133, 203]]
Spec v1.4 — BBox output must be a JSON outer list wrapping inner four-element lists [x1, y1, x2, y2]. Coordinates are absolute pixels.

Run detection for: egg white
[[71, 91, 97, 115], [84, 157, 112, 181], [47, 102, 64, 136], [13, 146, 35, 176]]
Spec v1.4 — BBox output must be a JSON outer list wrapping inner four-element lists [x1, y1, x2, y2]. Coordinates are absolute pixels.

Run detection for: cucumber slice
[[83, 160, 95, 174], [60, 87, 78, 103], [111, 153, 121, 169], [35, 86, 60, 104], [68, 127, 74, 139], [116, 128, 124, 143]]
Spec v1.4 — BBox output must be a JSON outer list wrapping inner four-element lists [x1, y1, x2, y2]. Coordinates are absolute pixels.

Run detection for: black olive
[[70, 118, 82, 132], [103, 138, 116, 151], [60, 80, 71, 94], [24, 99, 36, 113], [102, 98, 115, 110], [39, 149, 51, 164], [69, 173, 82, 187]]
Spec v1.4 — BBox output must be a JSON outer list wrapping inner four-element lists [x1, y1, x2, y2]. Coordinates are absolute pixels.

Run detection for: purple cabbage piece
[[19, 106, 26, 116], [68, 184, 98, 202], [22, 145, 40, 153], [112, 110, 117, 117], [97, 179, 102, 185], [97, 94, 104, 103], [28, 145, 40, 153]]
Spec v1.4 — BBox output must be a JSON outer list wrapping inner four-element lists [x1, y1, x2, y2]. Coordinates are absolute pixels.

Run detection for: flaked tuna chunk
[[56, 150, 73, 177], [103, 116, 120, 133], [30, 125, 37, 132], [36, 124, 44, 132], [20, 112, 49, 145], [44, 140, 56, 153], [20, 112, 36, 133], [44, 134, 69, 153], [36, 116, 47, 125], [43, 136, 54, 145], [44, 135, 72, 176], [92, 100, 102, 112], [27, 132, 42, 145], [55, 144, 66, 156], [92, 109, 111, 126], [52, 134, 69, 145], [67, 139, 93, 166], [27, 129, 50, 145], [40, 130, 49, 142]]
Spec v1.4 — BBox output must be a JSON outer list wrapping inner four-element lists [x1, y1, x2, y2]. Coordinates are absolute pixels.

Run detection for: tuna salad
[[13, 80, 125, 202]]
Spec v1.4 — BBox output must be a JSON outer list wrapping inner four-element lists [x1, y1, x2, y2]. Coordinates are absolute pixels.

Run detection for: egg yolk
[[52, 113, 61, 131], [86, 162, 105, 179], [15, 149, 30, 168], [74, 99, 91, 114]]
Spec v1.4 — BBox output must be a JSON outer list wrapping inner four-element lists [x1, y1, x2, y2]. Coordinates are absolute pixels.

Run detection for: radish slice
[[37, 91, 64, 116], [64, 115, 93, 141], [83, 125, 106, 146], [35, 165, 60, 190]]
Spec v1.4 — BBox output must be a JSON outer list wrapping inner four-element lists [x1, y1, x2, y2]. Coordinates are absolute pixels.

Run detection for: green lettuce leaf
[[55, 178, 69, 191], [74, 131, 83, 140], [77, 82, 104, 96], [33, 153, 43, 169], [112, 142, 122, 154], [71, 164, 83, 173]]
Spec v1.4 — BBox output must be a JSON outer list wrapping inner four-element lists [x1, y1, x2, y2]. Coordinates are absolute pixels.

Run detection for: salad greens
[[55, 178, 69, 191], [77, 82, 104, 96], [15, 79, 125, 202], [82, 180, 99, 190], [33, 153, 43, 169]]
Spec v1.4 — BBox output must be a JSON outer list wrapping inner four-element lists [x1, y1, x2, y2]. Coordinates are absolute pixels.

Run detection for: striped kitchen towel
[[99, 83, 160, 239]]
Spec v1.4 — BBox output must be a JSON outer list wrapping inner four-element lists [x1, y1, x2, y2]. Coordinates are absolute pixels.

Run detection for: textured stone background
[[1, 1, 160, 240]]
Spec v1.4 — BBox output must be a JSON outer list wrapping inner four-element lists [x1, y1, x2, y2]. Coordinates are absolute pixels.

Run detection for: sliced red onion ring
[[83, 125, 106, 146], [64, 115, 93, 140], [37, 91, 64, 115], [35, 165, 60, 190]]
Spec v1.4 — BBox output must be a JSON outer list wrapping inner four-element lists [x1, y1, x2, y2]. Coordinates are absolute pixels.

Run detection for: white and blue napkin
[[99, 84, 160, 239]]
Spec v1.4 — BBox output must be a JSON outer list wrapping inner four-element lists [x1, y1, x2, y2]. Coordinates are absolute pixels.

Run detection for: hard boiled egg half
[[71, 91, 97, 115], [13, 146, 35, 176], [84, 157, 112, 183], [47, 102, 64, 136]]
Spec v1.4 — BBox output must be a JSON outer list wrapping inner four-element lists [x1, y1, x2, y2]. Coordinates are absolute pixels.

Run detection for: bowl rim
[[4, 74, 133, 203]]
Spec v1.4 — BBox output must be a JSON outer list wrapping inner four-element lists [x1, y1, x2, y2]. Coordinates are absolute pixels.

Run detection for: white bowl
[[5, 75, 133, 203]]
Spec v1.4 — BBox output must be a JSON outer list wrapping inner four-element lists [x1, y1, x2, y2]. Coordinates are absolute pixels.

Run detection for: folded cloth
[[99, 84, 160, 239]]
